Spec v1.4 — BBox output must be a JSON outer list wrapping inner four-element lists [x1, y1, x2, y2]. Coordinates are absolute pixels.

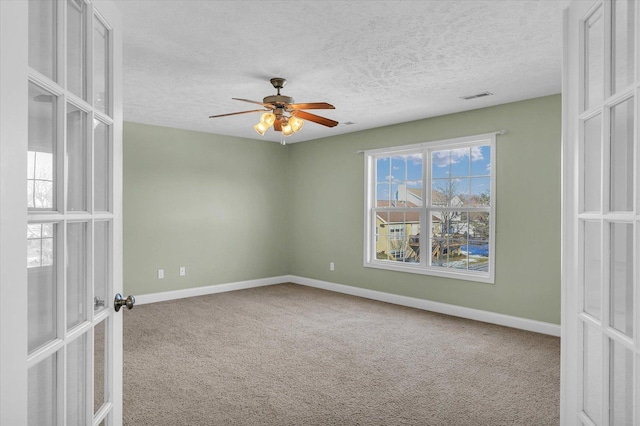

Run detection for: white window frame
[[363, 133, 497, 284]]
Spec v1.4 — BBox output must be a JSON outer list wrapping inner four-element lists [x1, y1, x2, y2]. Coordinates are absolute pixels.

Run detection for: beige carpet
[[124, 283, 560, 425]]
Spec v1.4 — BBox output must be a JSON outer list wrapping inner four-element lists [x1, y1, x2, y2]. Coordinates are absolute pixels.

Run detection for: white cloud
[[432, 147, 485, 168]]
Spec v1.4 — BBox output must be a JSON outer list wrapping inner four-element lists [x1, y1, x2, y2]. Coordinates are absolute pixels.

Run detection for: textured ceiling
[[117, 0, 569, 143]]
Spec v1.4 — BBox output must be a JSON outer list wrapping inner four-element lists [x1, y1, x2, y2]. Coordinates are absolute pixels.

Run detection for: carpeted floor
[[123, 283, 560, 425]]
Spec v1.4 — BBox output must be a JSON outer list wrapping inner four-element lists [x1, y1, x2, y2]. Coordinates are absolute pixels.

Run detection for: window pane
[[94, 121, 110, 211], [583, 115, 602, 212], [94, 320, 107, 413], [396, 183, 423, 207], [28, 353, 57, 426], [470, 177, 490, 206], [28, 223, 57, 353], [28, 0, 56, 80], [432, 179, 468, 207], [431, 212, 459, 266], [431, 150, 451, 178], [406, 153, 422, 181], [469, 212, 490, 240], [67, 0, 86, 99], [450, 148, 470, 177], [376, 183, 391, 205], [376, 157, 390, 183], [375, 211, 390, 260], [470, 145, 491, 176], [391, 156, 406, 181], [67, 334, 87, 426], [585, 5, 604, 110], [67, 222, 87, 330], [28, 82, 56, 210], [462, 240, 489, 272], [610, 98, 634, 212], [613, 0, 635, 93], [610, 340, 633, 425], [583, 324, 602, 424], [94, 16, 109, 113], [430, 211, 490, 272], [375, 211, 419, 263], [94, 221, 109, 314], [583, 221, 601, 319], [67, 104, 87, 212], [431, 179, 450, 206], [610, 223, 633, 337]]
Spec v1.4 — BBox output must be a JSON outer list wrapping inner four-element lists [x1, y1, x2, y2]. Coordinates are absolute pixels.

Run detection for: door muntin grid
[[26, 1, 115, 425], [577, 1, 637, 425]]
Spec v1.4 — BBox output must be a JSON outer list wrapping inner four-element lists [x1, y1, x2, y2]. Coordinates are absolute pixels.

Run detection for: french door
[[0, 1, 123, 425], [563, 0, 639, 424]]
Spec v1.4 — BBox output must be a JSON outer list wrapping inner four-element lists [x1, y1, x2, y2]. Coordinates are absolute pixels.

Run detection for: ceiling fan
[[209, 78, 338, 142]]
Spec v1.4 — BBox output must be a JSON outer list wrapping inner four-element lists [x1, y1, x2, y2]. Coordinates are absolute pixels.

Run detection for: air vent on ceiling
[[461, 91, 493, 100]]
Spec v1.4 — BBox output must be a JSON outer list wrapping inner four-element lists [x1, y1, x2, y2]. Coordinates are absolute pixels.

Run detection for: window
[[364, 133, 496, 283]]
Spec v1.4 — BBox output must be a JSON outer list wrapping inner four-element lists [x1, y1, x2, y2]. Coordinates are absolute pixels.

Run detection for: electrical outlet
[[158, 269, 164, 279], [179, 266, 186, 276], [330, 262, 335, 271]]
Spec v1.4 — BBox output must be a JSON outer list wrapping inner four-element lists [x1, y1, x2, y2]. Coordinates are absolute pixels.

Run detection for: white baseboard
[[134, 275, 289, 305], [134, 274, 560, 337], [287, 275, 561, 337]]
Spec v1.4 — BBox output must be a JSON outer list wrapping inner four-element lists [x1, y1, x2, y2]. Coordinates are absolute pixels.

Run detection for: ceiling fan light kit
[[209, 77, 338, 144]]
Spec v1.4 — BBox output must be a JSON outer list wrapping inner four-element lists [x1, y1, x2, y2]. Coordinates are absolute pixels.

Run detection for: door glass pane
[[610, 223, 633, 336], [28, 223, 57, 353], [94, 221, 109, 314], [67, 0, 86, 99], [67, 104, 87, 212], [67, 334, 87, 426], [67, 222, 87, 330], [94, 320, 106, 414], [613, 0, 635, 93], [610, 98, 634, 212], [585, 5, 604, 110], [28, 82, 56, 211], [94, 16, 109, 113], [583, 323, 602, 424], [610, 340, 633, 425], [583, 115, 601, 212], [28, 353, 57, 426], [583, 221, 601, 319], [28, 0, 56, 81], [94, 121, 110, 211]]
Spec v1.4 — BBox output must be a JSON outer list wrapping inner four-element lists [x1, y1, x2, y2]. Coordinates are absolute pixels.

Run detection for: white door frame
[[0, 1, 29, 424]]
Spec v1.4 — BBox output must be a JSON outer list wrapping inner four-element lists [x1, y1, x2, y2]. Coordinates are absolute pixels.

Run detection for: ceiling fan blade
[[287, 102, 335, 110], [273, 119, 282, 131], [292, 110, 339, 128], [209, 109, 266, 119], [232, 98, 275, 109]]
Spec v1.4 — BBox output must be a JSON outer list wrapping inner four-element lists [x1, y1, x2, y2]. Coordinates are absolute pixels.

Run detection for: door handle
[[114, 293, 135, 312]]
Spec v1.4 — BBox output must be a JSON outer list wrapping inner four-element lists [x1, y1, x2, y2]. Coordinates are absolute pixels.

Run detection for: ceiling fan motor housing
[[263, 95, 294, 106]]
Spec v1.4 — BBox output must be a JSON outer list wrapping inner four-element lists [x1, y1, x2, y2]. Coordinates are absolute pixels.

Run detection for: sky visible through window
[[376, 145, 491, 204]]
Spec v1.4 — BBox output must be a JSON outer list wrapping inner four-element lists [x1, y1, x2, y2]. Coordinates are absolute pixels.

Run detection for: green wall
[[124, 94, 561, 324], [288, 94, 561, 324], [123, 123, 290, 295]]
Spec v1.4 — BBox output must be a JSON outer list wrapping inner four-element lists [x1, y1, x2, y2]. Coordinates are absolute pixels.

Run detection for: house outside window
[[364, 133, 496, 283]]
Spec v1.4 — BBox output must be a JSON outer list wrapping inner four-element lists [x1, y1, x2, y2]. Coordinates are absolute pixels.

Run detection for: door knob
[[114, 293, 135, 312]]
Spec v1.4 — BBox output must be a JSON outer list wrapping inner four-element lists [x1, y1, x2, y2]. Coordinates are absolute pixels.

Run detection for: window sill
[[364, 260, 495, 284]]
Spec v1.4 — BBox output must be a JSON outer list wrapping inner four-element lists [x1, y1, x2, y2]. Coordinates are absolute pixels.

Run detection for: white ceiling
[[116, 0, 569, 143]]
